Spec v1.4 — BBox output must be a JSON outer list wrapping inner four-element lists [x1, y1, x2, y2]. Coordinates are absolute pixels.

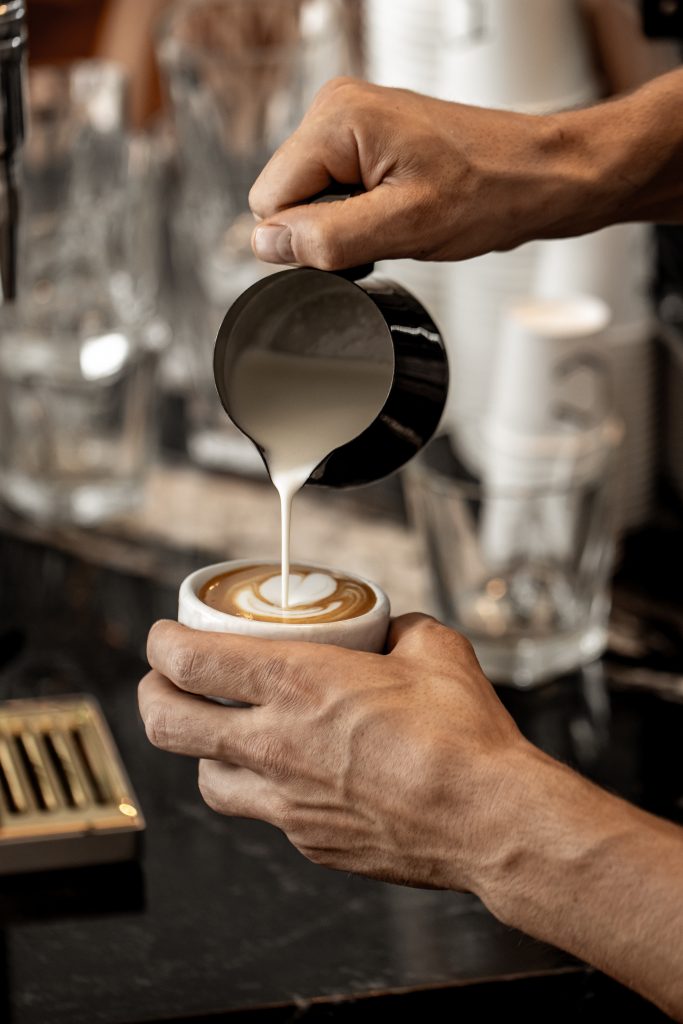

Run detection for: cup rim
[[180, 559, 390, 630]]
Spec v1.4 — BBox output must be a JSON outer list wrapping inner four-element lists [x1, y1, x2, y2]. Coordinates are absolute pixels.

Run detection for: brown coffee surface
[[199, 563, 376, 624]]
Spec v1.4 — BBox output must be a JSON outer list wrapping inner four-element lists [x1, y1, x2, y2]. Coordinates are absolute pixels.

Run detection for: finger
[[198, 759, 279, 823], [251, 185, 422, 270], [249, 80, 365, 221], [138, 670, 259, 763], [249, 131, 355, 225], [386, 613, 443, 654], [387, 614, 479, 667], [146, 620, 319, 705]]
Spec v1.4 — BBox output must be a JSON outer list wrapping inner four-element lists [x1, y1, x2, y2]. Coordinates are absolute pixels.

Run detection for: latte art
[[199, 564, 376, 624]]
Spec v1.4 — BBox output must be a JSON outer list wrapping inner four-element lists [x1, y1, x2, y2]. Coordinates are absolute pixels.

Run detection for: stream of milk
[[229, 349, 392, 608]]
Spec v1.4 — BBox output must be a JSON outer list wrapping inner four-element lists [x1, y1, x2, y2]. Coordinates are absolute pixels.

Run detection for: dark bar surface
[[0, 517, 680, 1023]]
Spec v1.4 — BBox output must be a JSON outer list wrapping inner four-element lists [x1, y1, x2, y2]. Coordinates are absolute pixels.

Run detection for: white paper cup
[[178, 560, 391, 653], [488, 296, 611, 437], [439, 0, 598, 113], [534, 225, 652, 327]]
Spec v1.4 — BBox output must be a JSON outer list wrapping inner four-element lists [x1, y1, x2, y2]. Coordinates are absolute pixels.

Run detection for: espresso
[[199, 564, 376, 624]]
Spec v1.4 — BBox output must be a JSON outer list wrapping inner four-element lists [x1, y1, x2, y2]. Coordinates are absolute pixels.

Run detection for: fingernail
[[253, 223, 294, 264]]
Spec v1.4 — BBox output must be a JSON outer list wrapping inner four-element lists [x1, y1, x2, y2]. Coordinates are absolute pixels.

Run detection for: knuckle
[[434, 619, 476, 658], [414, 614, 442, 638], [448, 627, 476, 658], [297, 843, 333, 869], [247, 732, 286, 778], [248, 181, 264, 216], [198, 777, 222, 814], [278, 669, 315, 713], [316, 75, 357, 104], [146, 619, 170, 663], [197, 762, 221, 812], [144, 700, 175, 750], [306, 220, 344, 271], [275, 800, 300, 836], [259, 652, 289, 694], [408, 615, 471, 657], [169, 644, 200, 687]]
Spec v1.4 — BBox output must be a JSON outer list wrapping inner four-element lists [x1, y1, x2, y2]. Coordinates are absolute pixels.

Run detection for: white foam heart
[[260, 572, 337, 609]]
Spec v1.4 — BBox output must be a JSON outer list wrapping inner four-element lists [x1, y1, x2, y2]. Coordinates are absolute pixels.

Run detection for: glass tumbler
[[0, 62, 163, 525], [406, 422, 623, 687]]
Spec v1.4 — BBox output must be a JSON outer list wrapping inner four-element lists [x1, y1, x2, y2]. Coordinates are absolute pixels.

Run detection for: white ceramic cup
[[178, 560, 391, 653]]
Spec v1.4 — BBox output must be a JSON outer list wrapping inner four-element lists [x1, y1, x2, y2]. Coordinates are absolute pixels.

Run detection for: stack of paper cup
[[534, 225, 655, 530], [434, 0, 600, 431], [366, 0, 599, 111], [487, 297, 612, 435], [364, 0, 451, 331], [480, 296, 614, 566], [438, 0, 599, 112], [364, 0, 602, 434], [364, 0, 444, 95], [441, 243, 540, 429]]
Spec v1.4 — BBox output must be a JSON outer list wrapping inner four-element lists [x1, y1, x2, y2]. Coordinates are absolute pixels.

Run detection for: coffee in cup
[[199, 562, 377, 625], [179, 559, 390, 654]]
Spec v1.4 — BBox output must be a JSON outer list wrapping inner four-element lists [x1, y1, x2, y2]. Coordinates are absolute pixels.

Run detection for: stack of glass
[[0, 62, 167, 524]]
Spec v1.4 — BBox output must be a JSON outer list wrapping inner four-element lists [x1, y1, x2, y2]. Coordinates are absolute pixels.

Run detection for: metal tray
[[0, 694, 144, 873]]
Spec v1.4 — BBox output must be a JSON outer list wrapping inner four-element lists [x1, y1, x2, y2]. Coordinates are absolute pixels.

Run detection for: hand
[[249, 76, 599, 270], [138, 613, 683, 1016], [138, 614, 526, 891], [250, 73, 683, 271]]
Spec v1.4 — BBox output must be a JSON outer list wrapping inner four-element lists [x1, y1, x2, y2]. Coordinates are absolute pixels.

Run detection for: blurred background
[[0, 0, 679, 675], [1, 0, 679, 665], [1, 4, 682, 1021]]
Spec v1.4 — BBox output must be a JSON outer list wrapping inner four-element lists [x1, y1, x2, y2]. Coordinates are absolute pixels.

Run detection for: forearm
[[470, 744, 683, 1019], [530, 68, 683, 241], [602, 68, 683, 225]]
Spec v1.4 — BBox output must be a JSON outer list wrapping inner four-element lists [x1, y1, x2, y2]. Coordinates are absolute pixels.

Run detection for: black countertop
[[0, 518, 681, 1023]]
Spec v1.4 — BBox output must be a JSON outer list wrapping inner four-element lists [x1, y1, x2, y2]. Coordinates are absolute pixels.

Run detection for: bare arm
[[138, 615, 683, 1020], [479, 744, 683, 1019], [249, 70, 683, 270]]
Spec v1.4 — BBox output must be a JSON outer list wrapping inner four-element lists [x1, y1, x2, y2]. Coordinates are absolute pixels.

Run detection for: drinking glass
[[406, 422, 623, 687], [0, 62, 165, 524]]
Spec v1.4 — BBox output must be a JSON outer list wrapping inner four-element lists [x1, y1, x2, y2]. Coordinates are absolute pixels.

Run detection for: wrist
[[465, 740, 644, 931], [461, 740, 683, 1017], [454, 739, 561, 907], [465, 739, 677, 933]]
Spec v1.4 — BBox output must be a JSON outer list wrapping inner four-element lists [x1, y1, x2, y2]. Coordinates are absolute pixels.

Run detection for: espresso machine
[[0, 0, 26, 303]]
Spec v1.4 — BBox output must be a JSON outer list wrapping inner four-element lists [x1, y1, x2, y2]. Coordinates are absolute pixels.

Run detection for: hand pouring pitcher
[[212, 189, 449, 489]]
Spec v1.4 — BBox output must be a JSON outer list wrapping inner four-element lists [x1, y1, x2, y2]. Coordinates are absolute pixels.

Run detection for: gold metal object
[[0, 695, 145, 873]]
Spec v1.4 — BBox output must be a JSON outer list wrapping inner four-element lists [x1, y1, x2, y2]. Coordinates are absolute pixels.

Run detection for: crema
[[199, 564, 377, 624]]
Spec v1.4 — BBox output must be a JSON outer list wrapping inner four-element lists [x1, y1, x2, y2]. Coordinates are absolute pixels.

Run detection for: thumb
[[251, 186, 415, 271]]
